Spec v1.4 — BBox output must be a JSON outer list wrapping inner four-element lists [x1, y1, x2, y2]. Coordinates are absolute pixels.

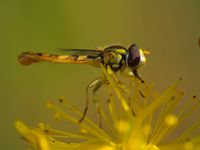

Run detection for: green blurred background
[[0, 0, 200, 149]]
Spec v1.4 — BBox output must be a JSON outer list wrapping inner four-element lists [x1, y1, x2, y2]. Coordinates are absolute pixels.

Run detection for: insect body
[[19, 44, 147, 81], [18, 44, 148, 123]]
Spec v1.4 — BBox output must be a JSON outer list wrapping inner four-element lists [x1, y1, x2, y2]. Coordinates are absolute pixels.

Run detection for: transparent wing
[[58, 48, 104, 56]]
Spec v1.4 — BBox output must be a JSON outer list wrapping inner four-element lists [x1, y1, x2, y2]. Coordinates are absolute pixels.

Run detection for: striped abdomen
[[18, 52, 100, 66]]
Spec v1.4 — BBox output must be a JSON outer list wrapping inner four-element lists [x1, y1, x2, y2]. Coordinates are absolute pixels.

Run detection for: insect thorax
[[101, 46, 127, 72]]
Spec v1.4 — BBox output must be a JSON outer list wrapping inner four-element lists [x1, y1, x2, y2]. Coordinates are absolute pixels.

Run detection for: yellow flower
[[15, 64, 200, 150]]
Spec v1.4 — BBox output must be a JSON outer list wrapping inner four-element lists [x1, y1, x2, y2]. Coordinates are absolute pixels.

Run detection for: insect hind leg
[[78, 76, 105, 124]]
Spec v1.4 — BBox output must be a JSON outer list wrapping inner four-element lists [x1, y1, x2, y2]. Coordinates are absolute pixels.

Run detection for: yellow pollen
[[184, 141, 194, 150], [145, 144, 160, 150], [142, 124, 152, 136], [164, 114, 178, 127], [80, 128, 88, 134], [116, 120, 130, 133], [97, 145, 114, 150]]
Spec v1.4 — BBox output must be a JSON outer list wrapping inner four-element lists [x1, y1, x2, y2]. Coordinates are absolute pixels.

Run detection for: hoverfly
[[18, 44, 148, 123]]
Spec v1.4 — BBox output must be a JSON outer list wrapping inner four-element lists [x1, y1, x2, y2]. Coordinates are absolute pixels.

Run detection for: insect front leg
[[78, 76, 106, 126], [120, 69, 145, 98], [132, 69, 144, 83]]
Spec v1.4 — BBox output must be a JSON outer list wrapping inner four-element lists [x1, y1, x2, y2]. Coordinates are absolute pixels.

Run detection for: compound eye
[[126, 44, 140, 69]]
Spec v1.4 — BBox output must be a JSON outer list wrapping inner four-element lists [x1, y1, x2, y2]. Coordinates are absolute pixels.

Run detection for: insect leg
[[120, 69, 145, 98], [91, 77, 106, 128], [132, 69, 144, 83], [121, 68, 145, 83], [78, 76, 106, 125]]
